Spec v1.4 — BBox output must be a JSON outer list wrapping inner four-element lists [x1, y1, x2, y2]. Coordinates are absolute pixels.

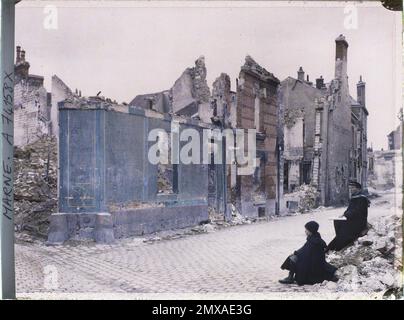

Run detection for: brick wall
[[236, 57, 280, 216]]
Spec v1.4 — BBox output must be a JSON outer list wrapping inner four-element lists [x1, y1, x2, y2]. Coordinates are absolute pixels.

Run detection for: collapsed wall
[[129, 56, 212, 120], [172, 56, 211, 121]]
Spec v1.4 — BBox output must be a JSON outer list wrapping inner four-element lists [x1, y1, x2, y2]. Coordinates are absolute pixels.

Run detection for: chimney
[[14, 47, 30, 81], [16, 46, 21, 63], [335, 34, 349, 79], [316, 76, 324, 89], [357, 75, 366, 107], [306, 75, 313, 86], [297, 66, 305, 81], [335, 34, 349, 62]]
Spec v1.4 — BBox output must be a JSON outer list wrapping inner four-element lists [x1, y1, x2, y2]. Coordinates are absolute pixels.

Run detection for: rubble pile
[[315, 214, 402, 297], [295, 184, 319, 213], [142, 204, 260, 244], [14, 135, 58, 238]]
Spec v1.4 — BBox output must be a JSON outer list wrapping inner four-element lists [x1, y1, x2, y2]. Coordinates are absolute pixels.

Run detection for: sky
[[15, 1, 402, 150]]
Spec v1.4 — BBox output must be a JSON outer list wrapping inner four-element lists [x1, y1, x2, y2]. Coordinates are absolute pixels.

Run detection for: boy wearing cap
[[279, 221, 338, 285], [326, 181, 370, 252]]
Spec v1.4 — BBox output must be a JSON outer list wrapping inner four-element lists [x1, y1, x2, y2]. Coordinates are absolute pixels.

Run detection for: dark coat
[[327, 192, 370, 251], [288, 233, 337, 285]]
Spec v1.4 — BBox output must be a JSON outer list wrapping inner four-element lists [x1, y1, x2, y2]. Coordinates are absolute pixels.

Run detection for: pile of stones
[[314, 214, 402, 298], [14, 135, 58, 238]]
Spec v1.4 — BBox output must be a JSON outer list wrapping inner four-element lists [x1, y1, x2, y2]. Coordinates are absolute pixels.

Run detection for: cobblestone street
[[15, 191, 399, 299]]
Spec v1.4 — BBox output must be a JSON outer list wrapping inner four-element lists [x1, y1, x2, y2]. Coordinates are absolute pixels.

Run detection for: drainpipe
[[0, 0, 17, 300]]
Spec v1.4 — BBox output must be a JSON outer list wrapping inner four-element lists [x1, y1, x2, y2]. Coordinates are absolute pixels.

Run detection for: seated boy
[[279, 221, 338, 285]]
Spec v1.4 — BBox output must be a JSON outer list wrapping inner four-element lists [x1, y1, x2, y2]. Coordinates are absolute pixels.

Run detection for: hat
[[349, 180, 362, 189], [305, 221, 319, 234]]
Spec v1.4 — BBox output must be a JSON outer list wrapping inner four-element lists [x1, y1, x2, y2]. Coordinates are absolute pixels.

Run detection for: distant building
[[387, 123, 402, 150], [368, 122, 403, 191], [368, 148, 402, 191], [280, 35, 369, 206]]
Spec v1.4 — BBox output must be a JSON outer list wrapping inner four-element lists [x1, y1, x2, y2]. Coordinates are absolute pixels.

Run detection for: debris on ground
[[141, 203, 264, 244], [313, 213, 402, 298], [14, 135, 58, 239], [286, 184, 320, 213]]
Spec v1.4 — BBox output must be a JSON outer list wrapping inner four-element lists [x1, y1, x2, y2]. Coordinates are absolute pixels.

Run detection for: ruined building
[[234, 56, 280, 217], [13, 46, 76, 146], [280, 35, 369, 206], [350, 75, 369, 190], [14, 46, 51, 146], [48, 56, 281, 243], [129, 55, 281, 218], [15, 37, 369, 242]]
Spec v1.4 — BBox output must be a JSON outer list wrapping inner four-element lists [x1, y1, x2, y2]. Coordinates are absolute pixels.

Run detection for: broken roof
[[241, 55, 280, 84]]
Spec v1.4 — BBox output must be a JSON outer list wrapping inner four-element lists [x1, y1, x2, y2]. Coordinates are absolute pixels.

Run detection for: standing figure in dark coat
[[279, 221, 338, 285], [326, 181, 371, 252]]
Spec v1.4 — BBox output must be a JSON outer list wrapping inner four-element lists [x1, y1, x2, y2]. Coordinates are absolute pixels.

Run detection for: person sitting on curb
[[326, 181, 371, 252], [279, 221, 338, 285]]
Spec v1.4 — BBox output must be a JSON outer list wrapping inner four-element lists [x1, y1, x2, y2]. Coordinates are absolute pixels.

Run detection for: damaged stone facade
[[50, 75, 75, 137], [48, 55, 281, 243], [13, 46, 78, 146], [350, 75, 369, 190], [280, 35, 369, 206], [14, 47, 51, 146], [235, 56, 280, 216]]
